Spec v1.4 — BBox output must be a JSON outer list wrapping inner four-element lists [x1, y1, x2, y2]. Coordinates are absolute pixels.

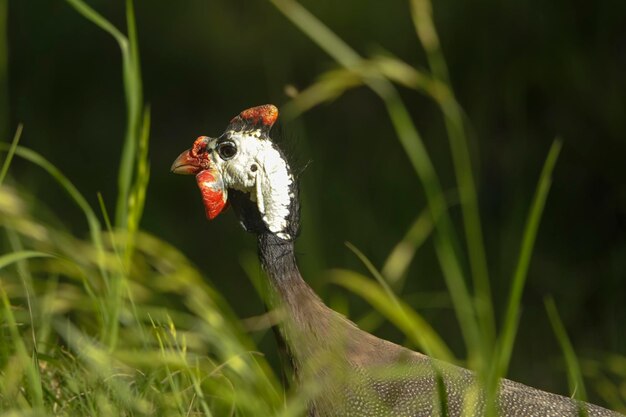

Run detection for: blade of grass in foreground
[[53, 319, 152, 414], [0, 142, 113, 348], [65, 0, 144, 231], [329, 268, 454, 361], [1, 281, 46, 409], [270, 0, 482, 368], [0, 251, 53, 270], [66, 0, 149, 351], [117, 0, 144, 230], [0, 144, 104, 262], [125, 106, 151, 265], [545, 297, 589, 417], [493, 139, 562, 388], [484, 140, 562, 417], [410, 0, 495, 350], [344, 241, 454, 360], [381, 208, 433, 290], [0, 124, 22, 186]]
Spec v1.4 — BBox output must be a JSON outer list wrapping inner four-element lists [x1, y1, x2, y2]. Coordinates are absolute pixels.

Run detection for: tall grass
[[0, 1, 296, 416], [0, 0, 624, 416], [65, 0, 147, 351], [272, 0, 625, 414]]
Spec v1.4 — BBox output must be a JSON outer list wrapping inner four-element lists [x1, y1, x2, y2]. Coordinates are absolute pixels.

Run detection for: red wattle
[[196, 170, 227, 220]]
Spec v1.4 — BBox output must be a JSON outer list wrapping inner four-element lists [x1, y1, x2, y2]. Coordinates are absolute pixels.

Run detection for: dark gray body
[[326, 340, 621, 416], [253, 231, 622, 417], [224, 134, 623, 417], [300, 314, 622, 417]]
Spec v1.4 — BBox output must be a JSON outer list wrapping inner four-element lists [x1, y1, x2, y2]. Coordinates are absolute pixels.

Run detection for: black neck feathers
[[257, 233, 299, 281], [228, 178, 300, 243]]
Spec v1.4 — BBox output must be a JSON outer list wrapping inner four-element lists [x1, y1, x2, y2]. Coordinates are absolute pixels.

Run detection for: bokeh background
[[4, 0, 626, 403]]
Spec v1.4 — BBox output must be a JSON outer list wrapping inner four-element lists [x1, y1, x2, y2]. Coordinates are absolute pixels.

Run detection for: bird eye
[[217, 141, 237, 160]]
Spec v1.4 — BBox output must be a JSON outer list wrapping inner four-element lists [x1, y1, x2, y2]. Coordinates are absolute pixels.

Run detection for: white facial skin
[[207, 129, 294, 240]]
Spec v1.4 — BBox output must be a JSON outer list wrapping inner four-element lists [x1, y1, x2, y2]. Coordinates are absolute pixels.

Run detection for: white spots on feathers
[[211, 130, 294, 240]]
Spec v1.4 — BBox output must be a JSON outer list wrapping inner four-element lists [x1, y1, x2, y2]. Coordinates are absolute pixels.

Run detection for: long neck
[[257, 233, 351, 365], [257, 232, 324, 319], [257, 233, 299, 283]]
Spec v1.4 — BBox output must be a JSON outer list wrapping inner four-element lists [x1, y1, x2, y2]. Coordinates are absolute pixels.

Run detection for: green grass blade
[[0, 124, 22, 186], [384, 96, 482, 366], [125, 106, 151, 264], [495, 139, 563, 379], [116, 0, 143, 230], [410, 0, 495, 348], [6, 230, 37, 349], [0, 144, 104, 263], [61, 1, 139, 250], [0, 251, 53, 270], [65, 0, 147, 349], [271, 0, 482, 367], [0, 285, 45, 409], [345, 241, 398, 301], [126, 0, 143, 109], [126, 0, 141, 80], [544, 297, 589, 416], [329, 268, 454, 361], [270, 0, 360, 68], [345, 240, 455, 358], [382, 207, 433, 290], [409, 0, 448, 81], [282, 68, 364, 120], [65, 0, 128, 48], [53, 319, 152, 414], [441, 99, 494, 345], [97, 192, 122, 266], [64, 0, 144, 231]]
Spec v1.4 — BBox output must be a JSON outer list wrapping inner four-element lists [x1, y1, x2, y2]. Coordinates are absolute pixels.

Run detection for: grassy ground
[[0, 0, 624, 416]]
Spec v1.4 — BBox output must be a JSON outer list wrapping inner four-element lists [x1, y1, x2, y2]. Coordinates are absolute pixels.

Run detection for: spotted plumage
[[172, 105, 623, 417]]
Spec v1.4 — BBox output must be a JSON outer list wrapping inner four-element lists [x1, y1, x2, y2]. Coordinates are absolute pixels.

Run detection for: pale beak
[[170, 149, 202, 175]]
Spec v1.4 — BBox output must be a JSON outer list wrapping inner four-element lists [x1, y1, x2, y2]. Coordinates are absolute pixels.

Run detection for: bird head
[[171, 104, 297, 241]]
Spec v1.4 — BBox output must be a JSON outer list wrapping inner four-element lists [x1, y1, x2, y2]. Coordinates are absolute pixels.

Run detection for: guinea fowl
[[171, 104, 622, 417]]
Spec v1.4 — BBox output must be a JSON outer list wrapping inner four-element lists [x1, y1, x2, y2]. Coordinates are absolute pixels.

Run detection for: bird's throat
[[257, 233, 300, 285], [257, 233, 346, 365]]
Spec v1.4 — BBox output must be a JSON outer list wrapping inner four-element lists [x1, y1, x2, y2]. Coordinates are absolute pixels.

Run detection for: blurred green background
[[4, 0, 626, 402]]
